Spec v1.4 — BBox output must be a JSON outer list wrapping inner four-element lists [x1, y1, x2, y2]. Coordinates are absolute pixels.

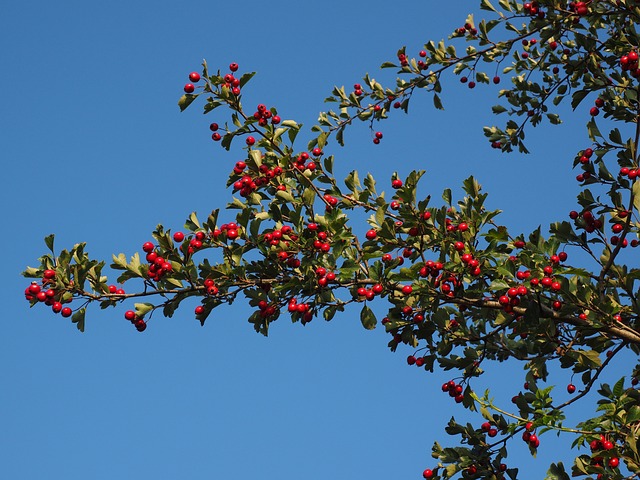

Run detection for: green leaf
[[135, 303, 155, 317], [238, 71, 256, 88], [546, 462, 570, 480], [625, 405, 640, 424], [586, 118, 602, 141], [360, 305, 377, 330], [44, 234, 55, 254], [71, 308, 86, 332], [433, 94, 444, 110], [178, 94, 197, 112], [442, 188, 452, 206]]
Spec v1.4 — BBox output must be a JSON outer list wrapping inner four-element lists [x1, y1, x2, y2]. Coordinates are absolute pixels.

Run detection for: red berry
[[61, 307, 73, 318], [142, 242, 155, 253], [229, 63, 239, 72], [184, 83, 195, 93], [402, 285, 413, 295], [590, 106, 599, 116], [567, 384, 576, 394], [173, 231, 185, 242], [188, 72, 201, 82], [43, 269, 56, 279], [422, 469, 433, 479], [195, 305, 205, 315], [365, 229, 377, 240], [246, 136, 256, 146]]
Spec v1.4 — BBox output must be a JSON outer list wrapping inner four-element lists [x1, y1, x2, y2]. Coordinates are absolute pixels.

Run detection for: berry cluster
[[183, 71, 200, 94], [620, 49, 640, 77], [406, 354, 427, 367], [481, 421, 499, 438], [212, 222, 241, 242], [521, 421, 540, 449], [24, 271, 74, 318], [124, 309, 147, 332], [142, 241, 174, 281], [441, 379, 465, 403], [619, 166, 639, 180], [454, 22, 478, 37], [569, 1, 589, 16], [232, 161, 284, 197], [589, 97, 604, 117], [222, 62, 242, 96], [310, 225, 332, 253], [315, 267, 337, 288], [287, 298, 313, 324], [523, 1, 544, 16], [356, 282, 384, 301], [252, 103, 280, 127], [569, 209, 602, 234], [589, 435, 620, 472], [293, 151, 320, 173]]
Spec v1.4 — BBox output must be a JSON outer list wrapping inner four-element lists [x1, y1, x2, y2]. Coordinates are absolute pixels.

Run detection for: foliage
[[23, 1, 640, 478]]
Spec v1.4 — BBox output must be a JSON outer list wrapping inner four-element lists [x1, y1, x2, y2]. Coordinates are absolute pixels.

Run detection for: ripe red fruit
[[124, 310, 136, 321], [493, 76, 501, 84], [590, 106, 599, 116], [422, 469, 433, 479], [135, 319, 147, 332], [246, 136, 256, 146], [28, 283, 41, 295], [365, 229, 378, 240], [609, 457, 619, 468], [407, 355, 416, 365], [567, 384, 576, 394], [391, 179, 403, 189], [195, 305, 205, 315], [61, 307, 73, 318], [594, 98, 604, 108], [184, 83, 195, 93], [375, 131, 383, 139], [229, 63, 239, 72], [188, 72, 201, 82], [43, 269, 56, 279], [142, 242, 155, 253], [52, 302, 63, 313], [402, 285, 413, 295], [173, 231, 185, 242]]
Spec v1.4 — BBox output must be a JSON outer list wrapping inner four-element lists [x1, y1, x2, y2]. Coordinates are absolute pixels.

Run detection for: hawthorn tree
[[22, 1, 640, 478]]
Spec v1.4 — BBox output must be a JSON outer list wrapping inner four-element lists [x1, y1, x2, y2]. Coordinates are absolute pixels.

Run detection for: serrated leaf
[[546, 462, 570, 480]]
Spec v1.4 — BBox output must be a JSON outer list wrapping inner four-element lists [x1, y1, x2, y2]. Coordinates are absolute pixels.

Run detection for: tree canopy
[[23, 1, 640, 478]]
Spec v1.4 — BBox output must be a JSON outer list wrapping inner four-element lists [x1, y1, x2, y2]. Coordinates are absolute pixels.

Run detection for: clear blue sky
[[1, 1, 625, 478]]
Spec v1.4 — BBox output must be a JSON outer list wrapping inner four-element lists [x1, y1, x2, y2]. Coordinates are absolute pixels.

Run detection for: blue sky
[[1, 1, 627, 478]]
